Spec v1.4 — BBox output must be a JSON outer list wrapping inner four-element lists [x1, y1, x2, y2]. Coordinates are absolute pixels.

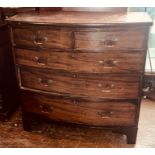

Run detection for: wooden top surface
[[6, 11, 153, 26]]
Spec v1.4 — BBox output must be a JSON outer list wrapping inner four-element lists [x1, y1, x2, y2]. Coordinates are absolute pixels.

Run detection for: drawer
[[22, 91, 137, 126], [19, 67, 140, 99], [13, 27, 72, 49], [74, 28, 147, 51], [15, 48, 145, 74]]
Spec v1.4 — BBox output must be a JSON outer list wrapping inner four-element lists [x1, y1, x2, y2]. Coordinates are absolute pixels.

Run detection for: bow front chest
[[7, 11, 152, 144]]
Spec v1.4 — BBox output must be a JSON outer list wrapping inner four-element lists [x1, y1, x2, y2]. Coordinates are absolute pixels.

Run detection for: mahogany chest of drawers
[[7, 11, 152, 144]]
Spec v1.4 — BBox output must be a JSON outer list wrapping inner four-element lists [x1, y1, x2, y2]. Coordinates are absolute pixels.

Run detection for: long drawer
[[74, 28, 147, 51], [12, 27, 72, 49], [22, 91, 137, 126], [19, 67, 140, 99], [15, 48, 145, 74]]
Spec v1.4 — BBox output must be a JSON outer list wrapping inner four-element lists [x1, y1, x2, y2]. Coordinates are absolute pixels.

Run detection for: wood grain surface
[[15, 48, 145, 74], [7, 11, 152, 144], [19, 67, 140, 99], [6, 11, 152, 26], [22, 91, 137, 126], [13, 27, 72, 49], [74, 29, 147, 50]]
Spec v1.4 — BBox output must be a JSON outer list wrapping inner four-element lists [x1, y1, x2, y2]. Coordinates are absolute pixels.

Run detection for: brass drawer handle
[[73, 99, 78, 105], [34, 40, 43, 45], [101, 90, 111, 93], [101, 37, 118, 47], [97, 83, 114, 93], [97, 83, 103, 87], [71, 53, 77, 58], [98, 60, 104, 64], [97, 111, 114, 118], [104, 39, 116, 47], [38, 78, 53, 87], [97, 83, 114, 87], [39, 104, 53, 114], [34, 56, 47, 66], [34, 31, 48, 46], [98, 60, 118, 66], [72, 74, 78, 78], [112, 60, 118, 64]]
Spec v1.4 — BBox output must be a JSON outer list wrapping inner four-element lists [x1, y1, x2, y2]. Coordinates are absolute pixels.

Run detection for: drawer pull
[[102, 37, 118, 47], [34, 56, 47, 66], [73, 99, 78, 105], [104, 40, 116, 47], [40, 104, 53, 114], [112, 60, 118, 64], [71, 53, 77, 58], [98, 83, 114, 93], [98, 60, 104, 64], [97, 111, 113, 118], [101, 90, 111, 93], [72, 74, 78, 78], [34, 40, 43, 45], [38, 78, 53, 87], [97, 83, 103, 87], [97, 83, 115, 88], [98, 60, 118, 66]]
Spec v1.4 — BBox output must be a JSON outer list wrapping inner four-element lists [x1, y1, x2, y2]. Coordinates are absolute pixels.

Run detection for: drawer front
[[15, 48, 145, 74], [13, 27, 72, 49], [22, 92, 137, 126], [19, 67, 140, 99], [74, 29, 147, 51]]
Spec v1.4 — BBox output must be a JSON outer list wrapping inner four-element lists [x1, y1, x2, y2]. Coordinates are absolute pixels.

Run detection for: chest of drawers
[[7, 11, 152, 144]]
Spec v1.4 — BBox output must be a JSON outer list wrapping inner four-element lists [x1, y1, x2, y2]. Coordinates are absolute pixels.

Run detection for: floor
[[0, 99, 155, 148]]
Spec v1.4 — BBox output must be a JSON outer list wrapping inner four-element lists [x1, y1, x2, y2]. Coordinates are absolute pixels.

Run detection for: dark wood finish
[[15, 48, 145, 74], [22, 110, 32, 131], [6, 11, 152, 26], [38, 7, 62, 12], [13, 27, 72, 49], [74, 28, 147, 50], [1, 7, 38, 19], [0, 23, 20, 121], [7, 11, 152, 144], [113, 126, 138, 144], [22, 91, 137, 126], [19, 67, 140, 99]]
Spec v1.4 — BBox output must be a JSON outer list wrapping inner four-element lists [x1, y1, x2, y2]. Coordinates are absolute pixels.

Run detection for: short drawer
[[19, 67, 140, 99], [22, 91, 137, 126], [15, 48, 145, 74], [12, 27, 72, 49], [74, 28, 147, 51]]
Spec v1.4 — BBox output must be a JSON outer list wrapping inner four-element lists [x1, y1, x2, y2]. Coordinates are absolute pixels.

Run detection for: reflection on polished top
[[6, 11, 152, 26]]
